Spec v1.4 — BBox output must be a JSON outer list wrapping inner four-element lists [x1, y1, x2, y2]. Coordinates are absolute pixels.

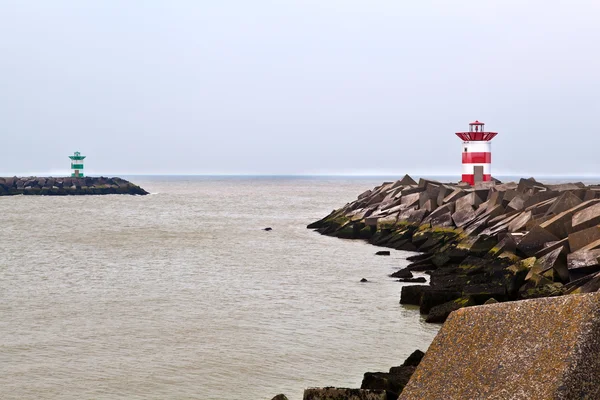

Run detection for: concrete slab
[[400, 293, 600, 400]]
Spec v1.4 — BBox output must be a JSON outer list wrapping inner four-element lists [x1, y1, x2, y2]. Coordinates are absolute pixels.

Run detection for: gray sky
[[1, 0, 599, 176]]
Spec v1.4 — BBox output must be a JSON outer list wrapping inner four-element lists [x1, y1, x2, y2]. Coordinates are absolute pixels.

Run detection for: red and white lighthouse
[[455, 120, 498, 185]]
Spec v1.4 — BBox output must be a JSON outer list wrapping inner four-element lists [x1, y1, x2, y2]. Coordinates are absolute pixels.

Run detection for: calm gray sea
[[0, 177, 440, 400]]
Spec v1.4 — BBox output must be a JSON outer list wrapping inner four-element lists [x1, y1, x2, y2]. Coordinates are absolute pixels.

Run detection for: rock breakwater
[[308, 175, 600, 323], [0, 176, 148, 196]]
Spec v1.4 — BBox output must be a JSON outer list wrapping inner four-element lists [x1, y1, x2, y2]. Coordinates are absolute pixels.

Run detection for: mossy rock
[[426, 296, 476, 323]]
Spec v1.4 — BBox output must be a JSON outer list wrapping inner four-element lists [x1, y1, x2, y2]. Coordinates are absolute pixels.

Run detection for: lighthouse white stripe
[[462, 142, 492, 153], [462, 164, 491, 174]]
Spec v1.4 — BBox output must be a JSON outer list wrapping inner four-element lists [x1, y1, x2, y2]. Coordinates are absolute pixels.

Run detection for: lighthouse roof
[[69, 151, 86, 161], [469, 120, 485, 125]]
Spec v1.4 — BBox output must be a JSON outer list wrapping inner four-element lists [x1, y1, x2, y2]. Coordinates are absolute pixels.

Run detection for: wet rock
[[362, 350, 425, 400], [399, 350, 425, 367], [390, 269, 412, 279], [572, 202, 600, 232], [375, 251, 391, 256], [263, 227, 273, 231], [271, 395, 289, 400], [400, 285, 426, 306], [567, 249, 600, 280], [534, 238, 570, 258], [426, 296, 475, 323], [568, 224, 600, 252], [360, 278, 369, 282], [419, 289, 462, 314], [304, 388, 386, 400], [397, 277, 427, 283]]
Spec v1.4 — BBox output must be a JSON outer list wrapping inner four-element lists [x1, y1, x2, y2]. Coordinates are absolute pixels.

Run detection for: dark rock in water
[[360, 278, 369, 282], [400, 285, 426, 306], [263, 227, 273, 231], [304, 388, 386, 400], [390, 269, 412, 279], [375, 250, 391, 256], [419, 289, 462, 314], [400, 350, 425, 367], [425, 296, 475, 323], [397, 277, 427, 283], [362, 350, 425, 399], [271, 395, 288, 400]]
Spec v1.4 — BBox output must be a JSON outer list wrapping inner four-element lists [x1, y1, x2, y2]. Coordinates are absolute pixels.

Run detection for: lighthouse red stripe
[[462, 152, 491, 164], [462, 174, 492, 185]]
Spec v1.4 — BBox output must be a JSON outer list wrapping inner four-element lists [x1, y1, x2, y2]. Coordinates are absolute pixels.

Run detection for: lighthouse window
[[464, 147, 467, 152]]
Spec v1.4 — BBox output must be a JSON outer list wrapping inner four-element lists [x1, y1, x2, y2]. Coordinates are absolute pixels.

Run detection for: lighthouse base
[[462, 174, 491, 186]]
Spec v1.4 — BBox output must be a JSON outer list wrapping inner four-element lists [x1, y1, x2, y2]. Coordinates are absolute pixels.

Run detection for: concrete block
[[568, 225, 600, 252], [507, 210, 532, 232], [545, 191, 582, 216], [455, 192, 481, 211], [572, 202, 600, 232], [400, 293, 600, 400], [540, 199, 600, 239], [516, 225, 559, 256]]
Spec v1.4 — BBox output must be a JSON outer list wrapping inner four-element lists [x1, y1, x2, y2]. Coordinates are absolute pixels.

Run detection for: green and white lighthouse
[[69, 151, 86, 177]]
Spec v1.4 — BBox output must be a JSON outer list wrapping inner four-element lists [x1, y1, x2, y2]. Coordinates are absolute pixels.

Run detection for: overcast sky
[[1, 0, 599, 176]]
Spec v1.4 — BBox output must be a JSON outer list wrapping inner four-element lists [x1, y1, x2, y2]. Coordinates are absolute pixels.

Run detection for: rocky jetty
[[303, 350, 425, 400], [400, 293, 600, 399], [0, 176, 148, 196], [308, 175, 600, 323]]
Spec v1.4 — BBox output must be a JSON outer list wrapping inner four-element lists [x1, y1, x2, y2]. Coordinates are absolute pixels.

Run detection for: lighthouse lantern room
[[69, 151, 86, 178], [455, 121, 498, 185]]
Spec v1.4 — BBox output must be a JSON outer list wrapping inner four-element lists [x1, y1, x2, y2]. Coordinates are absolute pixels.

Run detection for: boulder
[[455, 192, 481, 211], [272, 395, 289, 400], [398, 350, 425, 367], [442, 188, 466, 204], [526, 247, 568, 282], [506, 194, 529, 212], [375, 251, 391, 256], [400, 285, 426, 306], [419, 289, 462, 314], [539, 201, 598, 239], [516, 226, 559, 256], [507, 210, 532, 232], [428, 211, 454, 228], [534, 238, 570, 258], [400, 193, 420, 207], [397, 174, 418, 186], [362, 350, 425, 400], [425, 296, 475, 323], [400, 293, 600, 400], [567, 249, 600, 276], [568, 225, 600, 252], [390, 269, 412, 279], [451, 207, 477, 228], [545, 191, 582, 215], [572, 202, 600, 232]]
